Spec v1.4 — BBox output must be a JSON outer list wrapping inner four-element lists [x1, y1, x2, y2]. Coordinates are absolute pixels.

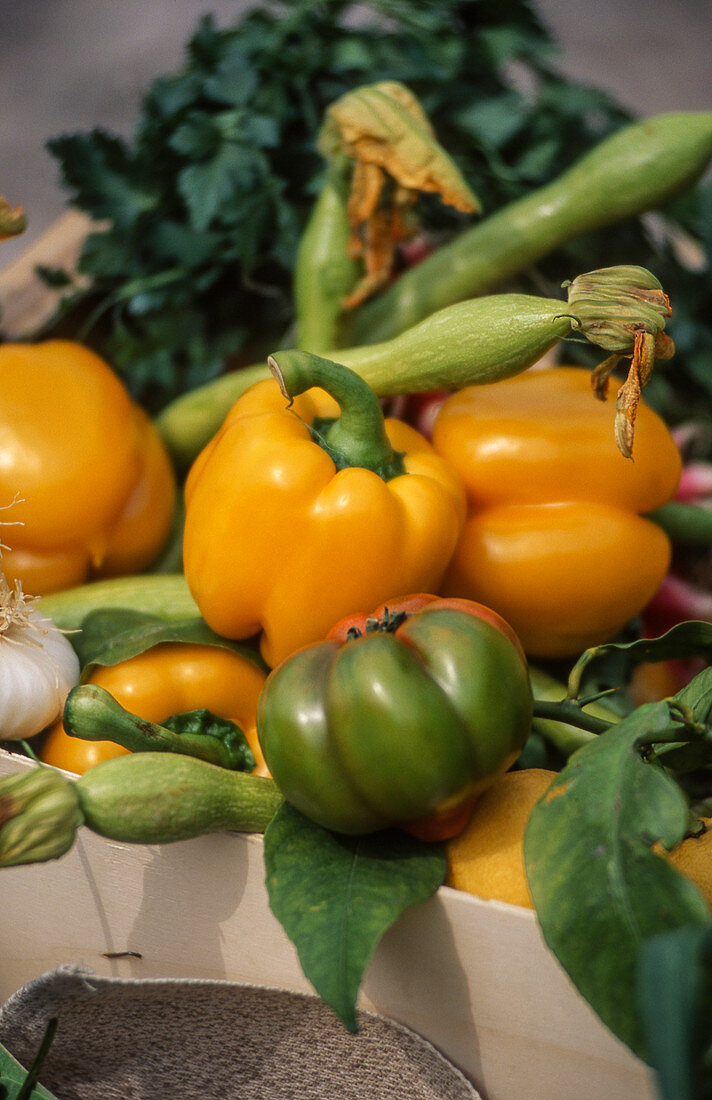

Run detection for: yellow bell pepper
[[0, 340, 176, 594], [432, 366, 682, 657], [183, 351, 465, 667]]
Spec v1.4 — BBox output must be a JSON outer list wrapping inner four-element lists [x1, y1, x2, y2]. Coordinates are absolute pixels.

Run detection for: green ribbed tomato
[[256, 594, 533, 840]]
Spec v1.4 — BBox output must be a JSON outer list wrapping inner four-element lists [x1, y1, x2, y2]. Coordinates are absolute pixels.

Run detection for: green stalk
[[157, 293, 574, 471], [268, 350, 404, 479], [37, 574, 198, 632], [293, 164, 359, 353], [529, 665, 620, 757], [63, 684, 251, 771], [347, 110, 712, 345], [75, 752, 282, 841], [648, 501, 712, 545]]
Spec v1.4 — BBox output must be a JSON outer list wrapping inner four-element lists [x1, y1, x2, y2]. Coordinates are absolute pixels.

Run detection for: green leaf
[[73, 609, 265, 674], [168, 111, 224, 160], [676, 667, 712, 723], [162, 708, 256, 773], [453, 94, 527, 150], [569, 622, 712, 700], [264, 803, 446, 1031], [513, 136, 561, 182], [524, 699, 712, 1057], [637, 924, 712, 1100], [178, 143, 268, 231], [47, 131, 157, 229], [0, 1026, 59, 1099], [204, 53, 259, 107]]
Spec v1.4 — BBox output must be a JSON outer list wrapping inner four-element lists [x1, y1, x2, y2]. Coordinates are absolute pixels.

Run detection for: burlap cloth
[[0, 966, 482, 1099]]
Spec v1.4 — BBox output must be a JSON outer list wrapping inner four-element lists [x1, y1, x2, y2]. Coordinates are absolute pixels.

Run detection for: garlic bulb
[[0, 574, 80, 740]]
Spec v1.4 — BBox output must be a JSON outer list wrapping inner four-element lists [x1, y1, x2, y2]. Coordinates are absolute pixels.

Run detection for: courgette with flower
[[348, 109, 712, 344], [158, 264, 677, 471]]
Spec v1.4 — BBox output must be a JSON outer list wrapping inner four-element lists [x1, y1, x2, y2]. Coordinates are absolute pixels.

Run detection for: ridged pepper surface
[[257, 594, 533, 838]]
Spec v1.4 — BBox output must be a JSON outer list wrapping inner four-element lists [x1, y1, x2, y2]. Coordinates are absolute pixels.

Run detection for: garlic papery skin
[[0, 576, 80, 740]]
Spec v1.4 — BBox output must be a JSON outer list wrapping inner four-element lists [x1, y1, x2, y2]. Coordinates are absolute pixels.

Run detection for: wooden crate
[[0, 220, 658, 1099], [0, 748, 656, 1100]]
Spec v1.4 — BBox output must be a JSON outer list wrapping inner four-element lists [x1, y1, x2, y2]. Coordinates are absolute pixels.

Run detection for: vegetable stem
[[529, 665, 620, 756], [64, 684, 252, 771], [268, 350, 404, 479]]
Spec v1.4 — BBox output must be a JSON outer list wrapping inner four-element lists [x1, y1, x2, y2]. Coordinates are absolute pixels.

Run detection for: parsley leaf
[[41, 0, 710, 420]]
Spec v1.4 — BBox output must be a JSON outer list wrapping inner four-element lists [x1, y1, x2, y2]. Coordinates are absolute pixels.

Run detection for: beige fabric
[[0, 966, 481, 1100]]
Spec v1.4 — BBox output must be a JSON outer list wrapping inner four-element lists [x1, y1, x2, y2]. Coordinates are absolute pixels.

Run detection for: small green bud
[[565, 265, 671, 352], [0, 765, 83, 866]]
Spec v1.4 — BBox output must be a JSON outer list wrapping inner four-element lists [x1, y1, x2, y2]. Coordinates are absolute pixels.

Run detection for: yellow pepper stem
[[268, 350, 406, 480]]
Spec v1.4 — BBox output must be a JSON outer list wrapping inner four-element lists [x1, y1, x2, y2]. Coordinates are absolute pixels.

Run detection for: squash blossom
[[183, 351, 466, 668], [0, 765, 82, 867]]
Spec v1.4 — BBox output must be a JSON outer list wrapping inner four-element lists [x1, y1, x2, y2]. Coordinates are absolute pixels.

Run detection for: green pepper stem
[[64, 684, 249, 771], [268, 349, 405, 480]]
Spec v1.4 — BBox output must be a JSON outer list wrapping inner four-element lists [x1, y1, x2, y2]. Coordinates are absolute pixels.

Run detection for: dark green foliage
[[42, 0, 708, 416]]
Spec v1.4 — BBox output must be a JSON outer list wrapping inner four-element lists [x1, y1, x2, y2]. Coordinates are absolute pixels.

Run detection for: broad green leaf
[[74, 609, 265, 676], [568, 622, 712, 699], [524, 699, 712, 1057], [453, 94, 527, 150], [0, 1028, 58, 1099], [637, 924, 712, 1100], [264, 803, 446, 1031], [162, 708, 256, 773]]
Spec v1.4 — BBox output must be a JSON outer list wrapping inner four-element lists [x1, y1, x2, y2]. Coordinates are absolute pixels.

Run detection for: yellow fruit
[[662, 818, 712, 908], [444, 768, 558, 909]]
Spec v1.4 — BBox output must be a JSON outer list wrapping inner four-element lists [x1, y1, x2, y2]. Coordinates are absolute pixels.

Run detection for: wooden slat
[[0, 209, 92, 337]]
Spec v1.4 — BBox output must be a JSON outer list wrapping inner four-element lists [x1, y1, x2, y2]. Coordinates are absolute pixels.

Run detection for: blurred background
[[1, 0, 710, 263]]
